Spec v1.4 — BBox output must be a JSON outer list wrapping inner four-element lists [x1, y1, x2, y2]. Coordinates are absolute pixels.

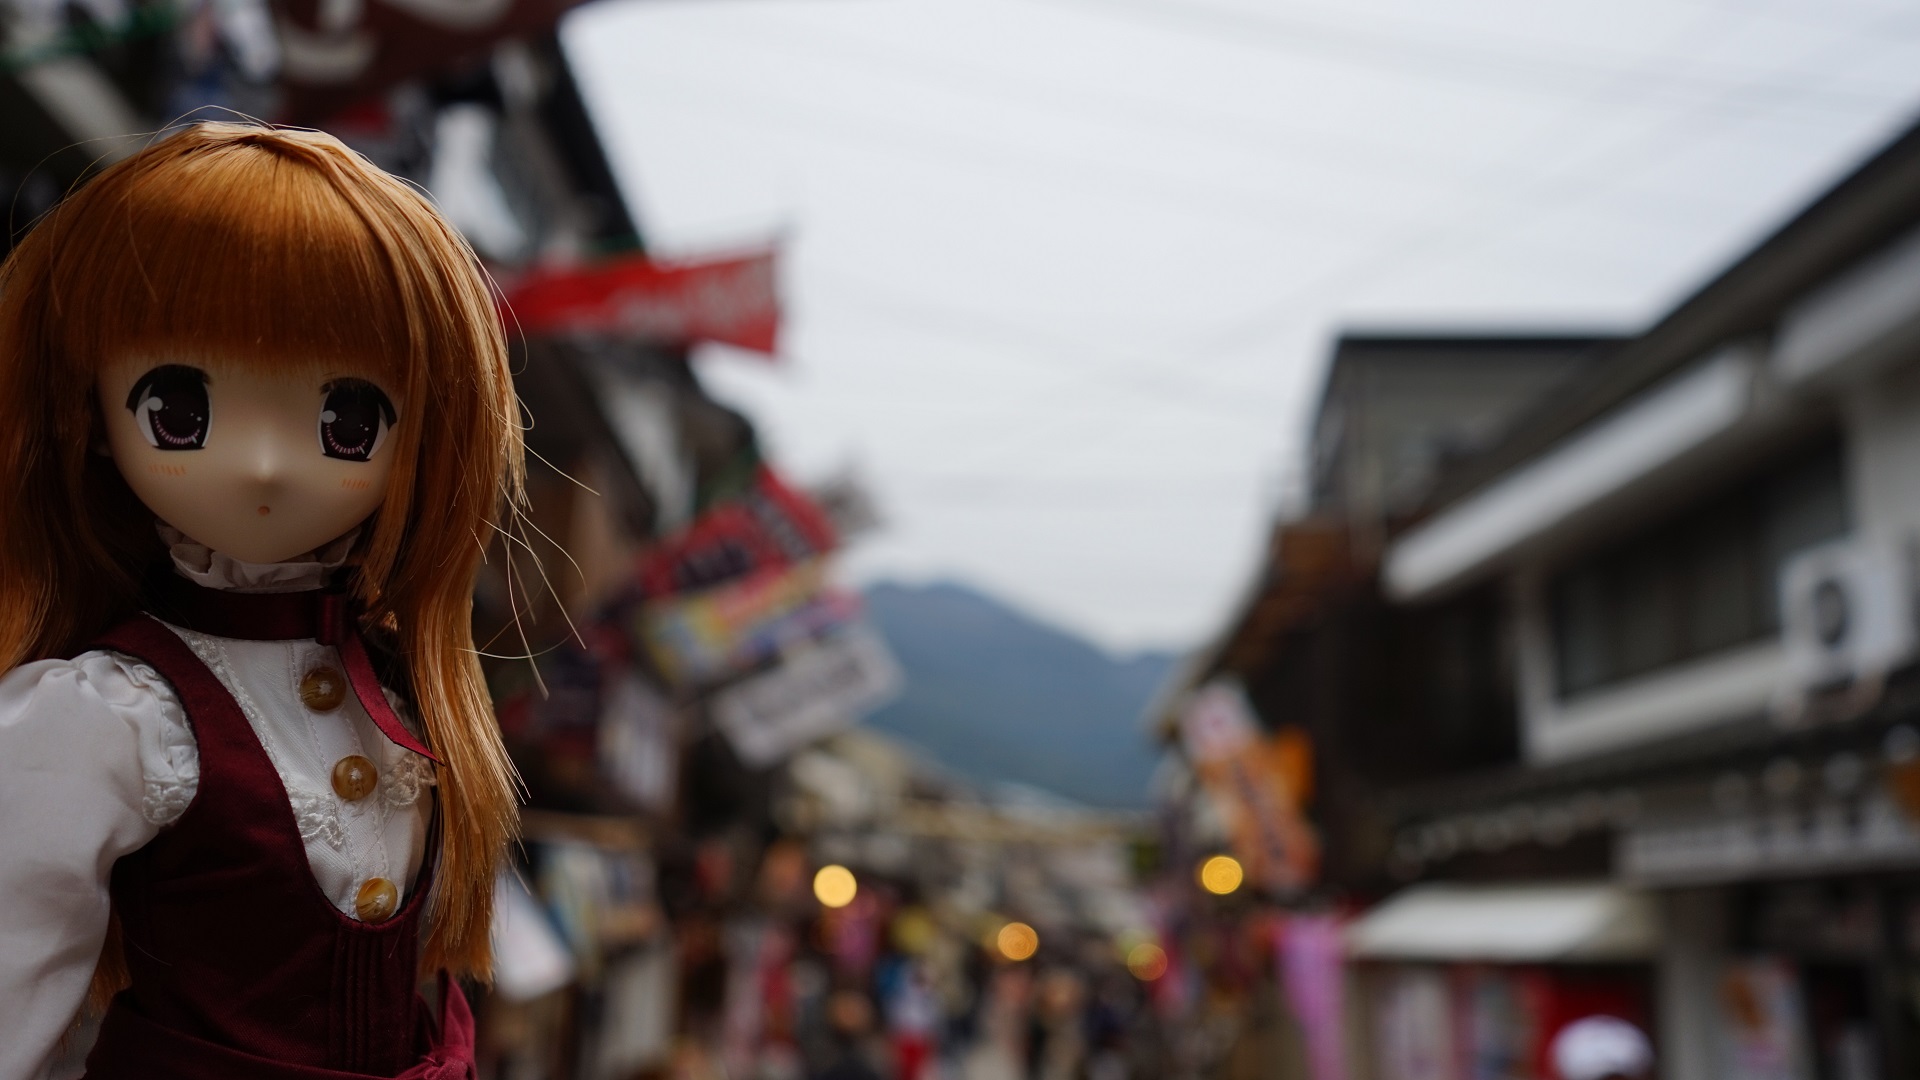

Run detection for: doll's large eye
[[318, 379, 396, 463], [125, 365, 210, 451]]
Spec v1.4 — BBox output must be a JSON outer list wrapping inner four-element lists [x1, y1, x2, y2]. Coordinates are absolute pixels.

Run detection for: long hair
[[0, 123, 524, 980]]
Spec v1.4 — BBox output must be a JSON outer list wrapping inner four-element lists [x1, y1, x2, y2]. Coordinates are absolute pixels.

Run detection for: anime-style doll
[[0, 123, 523, 1077]]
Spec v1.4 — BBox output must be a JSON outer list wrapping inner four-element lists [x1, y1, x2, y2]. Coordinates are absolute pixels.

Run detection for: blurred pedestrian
[[887, 962, 941, 1080], [811, 989, 884, 1080], [1026, 968, 1088, 1080]]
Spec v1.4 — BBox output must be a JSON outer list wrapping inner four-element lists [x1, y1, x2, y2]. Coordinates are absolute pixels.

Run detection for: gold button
[[300, 667, 347, 712], [355, 877, 399, 923], [331, 755, 378, 802]]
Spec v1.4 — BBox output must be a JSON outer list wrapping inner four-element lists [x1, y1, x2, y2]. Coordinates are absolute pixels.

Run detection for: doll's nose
[[236, 423, 293, 485]]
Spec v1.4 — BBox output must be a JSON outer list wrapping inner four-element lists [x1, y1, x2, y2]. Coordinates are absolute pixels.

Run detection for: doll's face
[[97, 354, 404, 564]]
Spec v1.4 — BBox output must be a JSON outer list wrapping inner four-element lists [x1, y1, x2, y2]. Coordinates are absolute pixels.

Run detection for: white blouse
[[1, 530, 434, 1080]]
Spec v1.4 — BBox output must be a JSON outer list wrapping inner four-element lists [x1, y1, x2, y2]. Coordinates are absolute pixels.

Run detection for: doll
[[0, 123, 523, 1077]]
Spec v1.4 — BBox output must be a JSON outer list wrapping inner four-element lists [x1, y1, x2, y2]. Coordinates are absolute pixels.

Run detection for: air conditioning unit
[[1779, 536, 1916, 698]]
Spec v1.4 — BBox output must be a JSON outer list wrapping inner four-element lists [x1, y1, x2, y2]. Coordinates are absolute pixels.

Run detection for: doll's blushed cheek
[[341, 478, 372, 491], [147, 463, 188, 478]]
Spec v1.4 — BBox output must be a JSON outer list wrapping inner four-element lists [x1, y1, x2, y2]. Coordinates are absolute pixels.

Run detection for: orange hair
[[0, 123, 524, 980]]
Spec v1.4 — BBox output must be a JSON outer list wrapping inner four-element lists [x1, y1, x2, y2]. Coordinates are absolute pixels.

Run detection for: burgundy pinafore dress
[[75, 582, 477, 1079]]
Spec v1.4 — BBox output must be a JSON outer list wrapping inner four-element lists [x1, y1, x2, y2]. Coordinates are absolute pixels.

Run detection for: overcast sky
[[563, 0, 1920, 652]]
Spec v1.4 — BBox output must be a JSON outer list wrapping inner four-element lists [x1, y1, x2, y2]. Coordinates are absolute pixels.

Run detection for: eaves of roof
[[1420, 112, 1920, 516]]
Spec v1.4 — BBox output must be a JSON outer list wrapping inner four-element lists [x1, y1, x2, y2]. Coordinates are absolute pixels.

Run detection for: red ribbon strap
[[315, 593, 442, 765]]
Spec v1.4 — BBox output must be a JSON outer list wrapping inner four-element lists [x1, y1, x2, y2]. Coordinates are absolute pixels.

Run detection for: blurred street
[[15, 0, 1920, 1078]]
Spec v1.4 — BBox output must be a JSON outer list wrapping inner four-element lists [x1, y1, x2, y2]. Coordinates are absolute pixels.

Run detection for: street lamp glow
[[813, 864, 858, 908], [997, 921, 1039, 961], [1198, 854, 1244, 895]]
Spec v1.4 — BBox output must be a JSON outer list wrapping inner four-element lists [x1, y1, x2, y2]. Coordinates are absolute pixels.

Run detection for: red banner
[[500, 250, 780, 354]]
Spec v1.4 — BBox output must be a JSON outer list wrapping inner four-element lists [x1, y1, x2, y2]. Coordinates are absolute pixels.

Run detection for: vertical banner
[[1179, 680, 1320, 892], [1277, 915, 1350, 1080]]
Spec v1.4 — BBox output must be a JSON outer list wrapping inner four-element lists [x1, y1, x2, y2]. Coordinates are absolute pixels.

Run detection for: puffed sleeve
[[0, 651, 193, 1080]]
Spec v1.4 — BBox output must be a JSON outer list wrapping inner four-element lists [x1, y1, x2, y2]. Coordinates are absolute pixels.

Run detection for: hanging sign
[[500, 249, 779, 354], [634, 465, 838, 600], [1179, 681, 1320, 893], [637, 562, 861, 687], [711, 624, 902, 768]]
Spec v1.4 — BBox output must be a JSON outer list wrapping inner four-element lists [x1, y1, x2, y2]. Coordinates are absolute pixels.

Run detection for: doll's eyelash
[[123, 364, 209, 411], [318, 379, 397, 425], [126, 364, 212, 451]]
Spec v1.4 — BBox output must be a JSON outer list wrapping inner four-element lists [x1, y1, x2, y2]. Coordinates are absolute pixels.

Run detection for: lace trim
[[175, 631, 354, 855], [144, 776, 196, 827], [288, 785, 348, 850], [383, 754, 438, 809]]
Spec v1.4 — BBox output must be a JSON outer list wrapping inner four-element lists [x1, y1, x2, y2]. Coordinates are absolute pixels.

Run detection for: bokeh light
[[996, 921, 1040, 961], [1126, 942, 1169, 981], [1198, 854, 1244, 895], [813, 864, 858, 909]]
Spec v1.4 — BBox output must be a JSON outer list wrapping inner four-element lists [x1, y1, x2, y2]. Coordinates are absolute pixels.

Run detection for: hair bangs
[[48, 138, 411, 381]]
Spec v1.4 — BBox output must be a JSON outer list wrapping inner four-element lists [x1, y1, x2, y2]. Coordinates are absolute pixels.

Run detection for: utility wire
[[787, 3, 1920, 508], [706, 337, 1273, 495], [658, 14, 1752, 225], [1021, 0, 1916, 115], [625, 79, 1812, 363], [883, 479, 1261, 507], [1175, 0, 1920, 361], [591, 1, 1920, 510], [806, 265, 1281, 423], [598, 74, 1444, 233], [597, 43, 1831, 243]]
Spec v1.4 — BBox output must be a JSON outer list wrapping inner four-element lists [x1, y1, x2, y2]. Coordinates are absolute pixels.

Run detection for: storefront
[[1349, 884, 1658, 1080], [1616, 723, 1920, 1080]]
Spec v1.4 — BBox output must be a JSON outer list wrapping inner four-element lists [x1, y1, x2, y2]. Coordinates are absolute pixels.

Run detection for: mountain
[[858, 581, 1176, 809]]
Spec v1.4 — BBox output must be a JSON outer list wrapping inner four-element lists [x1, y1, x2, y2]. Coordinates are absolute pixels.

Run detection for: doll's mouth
[[257, 505, 271, 516]]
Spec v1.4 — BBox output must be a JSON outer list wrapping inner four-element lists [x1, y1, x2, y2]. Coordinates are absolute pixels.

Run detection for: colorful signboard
[[637, 561, 861, 688], [1179, 680, 1319, 893], [633, 465, 838, 600]]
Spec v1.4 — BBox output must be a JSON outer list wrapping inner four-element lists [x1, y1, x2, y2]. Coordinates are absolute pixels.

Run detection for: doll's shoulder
[[0, 649, 197, 826], [0, 648, 177, 710]]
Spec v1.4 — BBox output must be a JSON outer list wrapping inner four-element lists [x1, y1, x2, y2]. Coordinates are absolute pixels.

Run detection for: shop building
[[1372, 114, 1920, 1080], [1161, 107, 1920, 1080], [1150, 333, 1630, 1079]]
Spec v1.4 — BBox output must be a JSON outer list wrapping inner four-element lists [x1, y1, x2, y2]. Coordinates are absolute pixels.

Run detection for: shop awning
[[1347, 883, 1657, 962]]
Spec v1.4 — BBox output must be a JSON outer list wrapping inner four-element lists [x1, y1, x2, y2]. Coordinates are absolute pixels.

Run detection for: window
[[1551, 436, 1847, 697]]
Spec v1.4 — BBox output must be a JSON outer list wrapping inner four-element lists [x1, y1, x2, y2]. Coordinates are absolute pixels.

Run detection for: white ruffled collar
[[158, 523, 358, 594]]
